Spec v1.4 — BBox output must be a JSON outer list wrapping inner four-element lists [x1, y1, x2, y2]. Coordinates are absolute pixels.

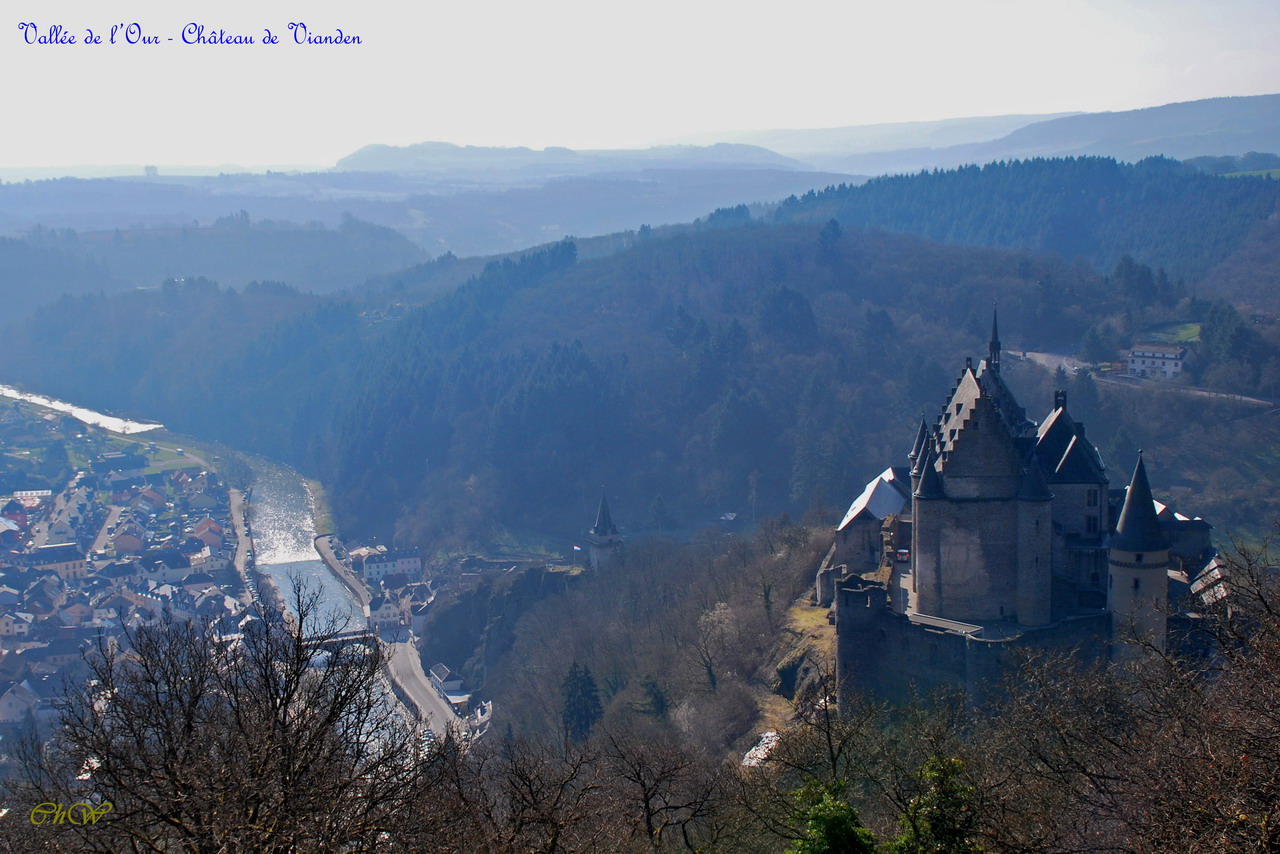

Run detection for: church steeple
[[988, 305, 1001, 374], [586, 489, 622, 570], [590, 490, 618, 537]]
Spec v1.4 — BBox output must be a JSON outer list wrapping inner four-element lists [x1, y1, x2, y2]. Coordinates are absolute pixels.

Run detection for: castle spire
[[908, 414, 929, 464], [989, 304, 1001, 374], [590, 489, 618, 537], [1111, 452, 1167, 552], [913, 447, 945, 499]]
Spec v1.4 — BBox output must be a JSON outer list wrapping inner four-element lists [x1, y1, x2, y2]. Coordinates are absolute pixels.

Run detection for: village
[[0, 397, 495, 754]]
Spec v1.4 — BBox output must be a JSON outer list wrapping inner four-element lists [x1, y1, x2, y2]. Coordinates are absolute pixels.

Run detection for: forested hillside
[[15, 214, 426, 304], [771, 156, 1280, 281], [5, 156, 1280, 547]]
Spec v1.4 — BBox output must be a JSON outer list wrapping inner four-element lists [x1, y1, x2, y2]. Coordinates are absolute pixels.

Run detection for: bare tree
[[13, 584, 438, 853], [980, 540, 1280, 853], [601, 727, 726, 851]]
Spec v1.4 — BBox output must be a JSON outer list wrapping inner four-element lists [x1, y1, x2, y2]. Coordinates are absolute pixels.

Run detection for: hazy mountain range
[[671, 94, 1280, 174], [0, 93, 1275, 318]]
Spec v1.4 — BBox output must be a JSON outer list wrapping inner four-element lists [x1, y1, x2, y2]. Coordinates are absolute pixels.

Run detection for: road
[[1021, 351, 1090, 374], [89, 504, 123, 555], [1021, 352, 1276, 408], [313, 534, 371, 610], [383, 639, 461, 735], [228, 488, 266, 609], [312, 532, 458, 734]]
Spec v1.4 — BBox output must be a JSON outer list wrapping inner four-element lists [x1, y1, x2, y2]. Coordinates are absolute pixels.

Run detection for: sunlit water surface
[[246, 462, 363, 631]]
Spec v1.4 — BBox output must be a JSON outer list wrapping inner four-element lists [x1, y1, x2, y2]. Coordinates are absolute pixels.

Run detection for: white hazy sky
[[4, 0, 1279, 169]]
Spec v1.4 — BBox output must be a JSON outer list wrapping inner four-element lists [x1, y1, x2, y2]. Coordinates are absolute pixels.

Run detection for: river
[[0, 383, 163, 434], [246, 461, 365, 631], [1, 381, 362, 627], [3, 384, 434, 722]]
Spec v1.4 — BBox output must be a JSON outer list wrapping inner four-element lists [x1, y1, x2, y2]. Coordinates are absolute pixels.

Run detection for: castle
[[824, 312, 1214, 701]]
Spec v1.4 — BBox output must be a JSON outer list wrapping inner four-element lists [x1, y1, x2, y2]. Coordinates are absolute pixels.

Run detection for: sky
[[4, 0, 1279, 170]]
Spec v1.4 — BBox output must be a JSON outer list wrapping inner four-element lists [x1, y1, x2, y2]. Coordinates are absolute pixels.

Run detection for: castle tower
[[1107, 454, 1170, 657], [1015, 460, 1053, 626], [586, 490, 623, 570], [908, 414, 929, 494], [909, 446, 944, 618]]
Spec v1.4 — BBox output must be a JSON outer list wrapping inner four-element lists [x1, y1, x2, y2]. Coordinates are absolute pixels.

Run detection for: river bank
[[0, 383, 162, 434]]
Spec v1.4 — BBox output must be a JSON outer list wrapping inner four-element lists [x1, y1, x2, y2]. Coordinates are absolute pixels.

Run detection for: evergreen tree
[[1069, 370, 1101, 424], [39, 440, 71, 486], [1201, 299, 1245, 365], [818, 218, 843, 268], [561, 661, 603, 744], [1079, 324, 1116, 364], [889, 756, 981, 854], [788, 781, 879, 854]]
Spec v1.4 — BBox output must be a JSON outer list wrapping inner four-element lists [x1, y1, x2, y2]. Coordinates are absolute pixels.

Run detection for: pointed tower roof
[[914, 448, 945, 499], [590, 491, 618, 538], [908, 415, 929, 464], [1111, 454, 1168, 552]]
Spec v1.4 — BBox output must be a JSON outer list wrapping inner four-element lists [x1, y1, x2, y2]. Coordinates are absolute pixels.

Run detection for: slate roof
[[838, 467, 912, 531], [1111, 455, 1169, 553], [1035, 403, 1107, 484], [590, 492, 618, 537], [915, 448, 946, 499]]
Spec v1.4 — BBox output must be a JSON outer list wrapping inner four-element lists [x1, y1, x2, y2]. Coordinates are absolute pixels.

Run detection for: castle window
[[1133, 577, 1141, 591], [1087, 488, 1098, 507], [1086, 516, 1098, 534], [1136, 553, 1144, 563]]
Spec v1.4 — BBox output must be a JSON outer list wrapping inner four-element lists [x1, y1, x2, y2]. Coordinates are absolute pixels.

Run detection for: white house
[[1128, 343, 1187, 379]]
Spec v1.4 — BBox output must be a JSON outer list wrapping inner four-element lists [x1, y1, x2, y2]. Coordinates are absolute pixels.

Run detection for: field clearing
[[1143, 321, 1201, 343]]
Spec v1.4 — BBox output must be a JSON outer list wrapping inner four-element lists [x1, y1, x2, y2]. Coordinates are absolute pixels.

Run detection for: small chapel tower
[[586, 490, 623, 570], [1108, 453, 1171, 658]]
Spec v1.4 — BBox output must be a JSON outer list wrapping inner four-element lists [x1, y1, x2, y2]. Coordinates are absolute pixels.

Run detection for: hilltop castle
[[824, 312, 1214, 701]]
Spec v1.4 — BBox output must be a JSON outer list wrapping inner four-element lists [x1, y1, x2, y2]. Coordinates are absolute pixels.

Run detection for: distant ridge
[[675, 95, 1280, 175], [335, 141, 805, 176], [665, 112, 1082, 159], [870, 94, 1280, 173]]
